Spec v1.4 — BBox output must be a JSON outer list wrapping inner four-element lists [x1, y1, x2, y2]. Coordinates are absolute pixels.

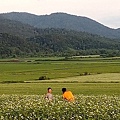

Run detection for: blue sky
[[0, 0, 120, 29]]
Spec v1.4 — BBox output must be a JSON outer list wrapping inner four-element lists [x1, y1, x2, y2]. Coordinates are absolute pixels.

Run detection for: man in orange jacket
[[62, 88, 74, 102]]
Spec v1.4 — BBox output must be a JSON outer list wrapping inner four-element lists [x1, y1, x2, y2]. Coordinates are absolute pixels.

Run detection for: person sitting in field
[[45, 87, 53, 101], [62, 88, 75, 102]]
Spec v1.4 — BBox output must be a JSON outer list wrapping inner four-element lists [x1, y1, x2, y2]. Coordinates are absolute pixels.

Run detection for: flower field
[[0, 94, 120, 120]]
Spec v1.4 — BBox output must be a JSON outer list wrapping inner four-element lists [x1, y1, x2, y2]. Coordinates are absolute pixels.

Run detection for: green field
[[0, 83, 120, 95], [0, 57, 120, 95], [0, 57, 120, 82]]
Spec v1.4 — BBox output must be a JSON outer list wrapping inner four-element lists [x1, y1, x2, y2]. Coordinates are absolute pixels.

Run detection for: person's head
[[62, 88, 66, 93], [47, 87, 52, 93]]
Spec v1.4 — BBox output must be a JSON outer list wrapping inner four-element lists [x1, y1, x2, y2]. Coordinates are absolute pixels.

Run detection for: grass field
[[0, 57, 120, 82], [0, 57, 120, 95], [0, 83, 120, 95]]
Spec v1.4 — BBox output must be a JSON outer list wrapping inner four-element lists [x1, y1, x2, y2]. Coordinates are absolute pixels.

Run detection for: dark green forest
[[0, 27, 120, 58], [0, 16, 37, 38]]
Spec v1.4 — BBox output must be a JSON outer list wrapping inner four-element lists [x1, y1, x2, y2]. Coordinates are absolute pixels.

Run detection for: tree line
[[0, 28, 120, 58]]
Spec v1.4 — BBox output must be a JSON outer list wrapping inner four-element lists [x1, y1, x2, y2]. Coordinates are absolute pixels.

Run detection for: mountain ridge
[[1, 12, 120, 39], [0, 15, 38, 38]]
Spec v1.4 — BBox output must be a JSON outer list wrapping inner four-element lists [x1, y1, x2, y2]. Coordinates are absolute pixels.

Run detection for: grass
[[0, 57, 120, 95], [0, 60, 120, 82], [0, 83, 120, 95]]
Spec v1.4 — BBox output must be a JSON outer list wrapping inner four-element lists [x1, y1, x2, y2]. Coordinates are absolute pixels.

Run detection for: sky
[[0, 0, 120, 29]]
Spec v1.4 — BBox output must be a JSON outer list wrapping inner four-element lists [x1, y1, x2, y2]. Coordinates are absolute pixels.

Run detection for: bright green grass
[[0, 83, 120, 95], [0, 58, 120, 96], [0, 60, 120, 82]]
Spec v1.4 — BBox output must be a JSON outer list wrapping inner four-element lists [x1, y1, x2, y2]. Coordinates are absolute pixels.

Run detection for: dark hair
[[62, 88, 66, 93], [48, 87, 52, 91]]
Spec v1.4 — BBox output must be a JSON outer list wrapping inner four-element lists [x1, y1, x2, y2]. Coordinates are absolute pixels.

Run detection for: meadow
[[0, 83, 120, 95], [0, 57, 120, 82], [0, 57, 120, 119], [0, 57, 120, 95]]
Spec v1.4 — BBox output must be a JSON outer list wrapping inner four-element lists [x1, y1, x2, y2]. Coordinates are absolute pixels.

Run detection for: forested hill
[[0, 16, 38, 38], [1, 12, 120, 39], [0, 33, 33, 58], [0, 28, 120, 58]]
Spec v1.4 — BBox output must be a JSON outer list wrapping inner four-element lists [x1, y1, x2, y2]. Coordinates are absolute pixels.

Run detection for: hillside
[[0, 16, 38, 38], [1, 12, 120, 39], [0, 33, 33, 58], [0, 28, 120, 58], [29, 28, 120, 56]]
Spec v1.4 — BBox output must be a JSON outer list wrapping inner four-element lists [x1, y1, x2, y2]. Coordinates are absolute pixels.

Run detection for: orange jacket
[[62, 91, 74, 101]]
